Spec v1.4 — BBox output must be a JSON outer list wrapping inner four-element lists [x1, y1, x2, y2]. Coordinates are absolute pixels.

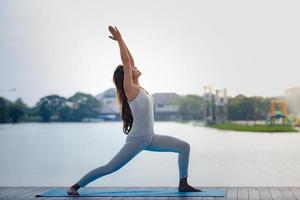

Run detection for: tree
[[174, 95, 204, 120], [58, 105, 71, 122], [36, 95, 67, 122], [228, 95, 271, 120], [66, 92, 101, 122], [9, 98, 27, 123], [0, 97, 11, 123]]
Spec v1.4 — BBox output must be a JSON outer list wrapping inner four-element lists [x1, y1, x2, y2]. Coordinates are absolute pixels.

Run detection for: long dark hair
[[113, 64, 133, 134]]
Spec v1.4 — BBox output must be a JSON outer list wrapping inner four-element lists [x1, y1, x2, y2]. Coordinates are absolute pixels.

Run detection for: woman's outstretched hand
[[108, 25, 122, 41]]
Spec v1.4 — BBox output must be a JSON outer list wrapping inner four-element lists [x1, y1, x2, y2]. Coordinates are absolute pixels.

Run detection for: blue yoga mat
[[35, 187, 225, 197]]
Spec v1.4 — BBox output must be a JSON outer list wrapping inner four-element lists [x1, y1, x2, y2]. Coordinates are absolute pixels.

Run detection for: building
[[152, 92, 182, 121], [284, 86, 300, 115], [95, 88, 120, 121], [95, 88, 182, 121]]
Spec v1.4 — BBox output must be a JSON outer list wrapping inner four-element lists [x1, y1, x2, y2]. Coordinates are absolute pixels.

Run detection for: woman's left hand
[[108, 26, 122, 41]]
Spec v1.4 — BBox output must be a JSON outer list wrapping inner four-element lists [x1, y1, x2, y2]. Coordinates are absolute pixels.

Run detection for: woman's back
[[127, 87, 155, 139]]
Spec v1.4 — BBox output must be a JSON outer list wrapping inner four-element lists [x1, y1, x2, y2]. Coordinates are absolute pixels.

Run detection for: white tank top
[[126, 87, 155, 139]]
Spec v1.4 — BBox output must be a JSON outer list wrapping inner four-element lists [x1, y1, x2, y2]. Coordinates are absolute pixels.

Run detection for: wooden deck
[[1, 186, 300, 200]]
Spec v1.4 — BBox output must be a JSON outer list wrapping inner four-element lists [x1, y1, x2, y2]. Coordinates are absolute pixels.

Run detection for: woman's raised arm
[[124, 42, 135, 67], [108, 26, 135, 67], [108, 26, 136, 94]]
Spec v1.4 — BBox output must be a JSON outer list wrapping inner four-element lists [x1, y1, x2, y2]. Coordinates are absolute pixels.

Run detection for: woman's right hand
[[108, 25, 122, 41]]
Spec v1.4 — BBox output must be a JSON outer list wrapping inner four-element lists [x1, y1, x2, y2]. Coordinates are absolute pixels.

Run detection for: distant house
[[152, 92, 182, 121], [95, 88, 120, 121], [284, 86, 300, 115], [95, 88, 182, 121]]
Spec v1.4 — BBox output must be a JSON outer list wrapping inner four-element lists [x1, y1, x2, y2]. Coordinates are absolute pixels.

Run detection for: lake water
[[0, 122, 300, 187]]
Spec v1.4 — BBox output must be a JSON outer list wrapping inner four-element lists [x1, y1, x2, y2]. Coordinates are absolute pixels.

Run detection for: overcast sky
[[1, 0, 299, 106]]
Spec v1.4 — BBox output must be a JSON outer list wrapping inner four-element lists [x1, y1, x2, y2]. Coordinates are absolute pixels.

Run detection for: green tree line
[[227, 94, 272, 120], [173, 94, 272, 121], [0, 92, 102, 123], [0, 92, 273, 123]]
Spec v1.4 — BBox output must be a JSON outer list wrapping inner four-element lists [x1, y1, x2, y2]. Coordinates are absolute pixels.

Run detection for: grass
[[208, 122, 298, 133]]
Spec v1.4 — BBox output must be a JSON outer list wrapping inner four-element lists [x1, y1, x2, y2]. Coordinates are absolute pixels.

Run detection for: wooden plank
[[226, 187, 237, 200], [258, 187, 272, 200], [238, 187, 249, 200], [27, 187, 56, 200], [269, 187, 284, 200], [289, 187, 300, 200], [0, 187, 30, 199], [17, 187, 45, 200], [0, 187, 21, 198], [279, 187, 296, 200], [248, 187, 260, 200], [0, 187, 22, 199], [8, 187, 48, 200], [13, 187, 42, 200], [0, 187, 17, 198], [0, 187, 15, 193], [5, 186, 300, 200]]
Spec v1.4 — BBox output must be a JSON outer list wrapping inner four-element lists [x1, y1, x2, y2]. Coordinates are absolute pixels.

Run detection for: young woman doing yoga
[[67, 26, 201, 196]]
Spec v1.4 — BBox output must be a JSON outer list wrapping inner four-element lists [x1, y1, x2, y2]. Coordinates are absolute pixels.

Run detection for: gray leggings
[[77, 134, 190, 187]]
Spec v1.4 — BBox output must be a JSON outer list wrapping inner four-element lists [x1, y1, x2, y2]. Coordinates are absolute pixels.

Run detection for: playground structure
[[203, 85, 228, 125], [296, 116, 300, 127], [265, 99, 297, 126]]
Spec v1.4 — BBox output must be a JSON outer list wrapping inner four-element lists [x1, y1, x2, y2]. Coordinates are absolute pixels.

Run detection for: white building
[[95, 88, 182, 121], [95, 88, 120, 120], [152, 92, 181, 121], [284, 86, 300, 115]]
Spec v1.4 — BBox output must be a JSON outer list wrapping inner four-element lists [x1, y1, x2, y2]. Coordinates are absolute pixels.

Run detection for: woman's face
[[132, 66, 141, 79]]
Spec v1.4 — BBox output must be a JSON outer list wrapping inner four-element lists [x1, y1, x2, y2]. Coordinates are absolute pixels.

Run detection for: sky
[[0, 0, 299, 107]]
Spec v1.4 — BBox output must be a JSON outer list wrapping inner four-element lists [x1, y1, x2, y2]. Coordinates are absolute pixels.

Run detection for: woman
[[67, 26, 201, 196]]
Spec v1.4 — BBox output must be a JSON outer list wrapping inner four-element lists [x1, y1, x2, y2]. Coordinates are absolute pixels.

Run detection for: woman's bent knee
[[182, 142, 190, 153]]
